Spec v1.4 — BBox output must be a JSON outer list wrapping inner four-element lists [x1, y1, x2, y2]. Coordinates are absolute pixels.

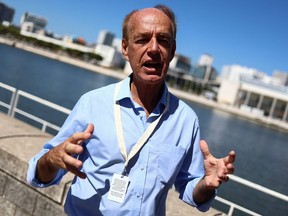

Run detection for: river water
[[1, 44, 287, 215]]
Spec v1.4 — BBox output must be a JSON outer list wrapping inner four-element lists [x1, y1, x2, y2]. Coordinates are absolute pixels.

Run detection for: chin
[[144, 76, 164, 85]]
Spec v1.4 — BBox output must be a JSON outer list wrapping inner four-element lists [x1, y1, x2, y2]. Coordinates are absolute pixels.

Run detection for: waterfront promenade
[[1, 36, 287, 133], [0, 112, 223, 215]]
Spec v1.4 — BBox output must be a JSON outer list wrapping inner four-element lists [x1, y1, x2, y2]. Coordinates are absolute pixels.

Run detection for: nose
[[147, 37, 160, 54]]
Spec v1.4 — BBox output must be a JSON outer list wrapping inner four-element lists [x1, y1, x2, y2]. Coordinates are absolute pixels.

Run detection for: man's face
[[122, 8, 176, 86]]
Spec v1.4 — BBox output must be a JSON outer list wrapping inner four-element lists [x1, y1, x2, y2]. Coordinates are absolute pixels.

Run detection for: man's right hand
[[36, 123, 94, 183]]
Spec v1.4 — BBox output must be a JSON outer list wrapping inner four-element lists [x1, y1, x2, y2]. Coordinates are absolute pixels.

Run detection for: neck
[[130, 80, 164, 117]]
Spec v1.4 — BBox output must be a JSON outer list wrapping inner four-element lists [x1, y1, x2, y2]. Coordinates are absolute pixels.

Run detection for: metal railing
[[0, 82, 70, 132], [0, 82, 17, 116], [215, 174, 288, 215], [1, 82, 287, 215]]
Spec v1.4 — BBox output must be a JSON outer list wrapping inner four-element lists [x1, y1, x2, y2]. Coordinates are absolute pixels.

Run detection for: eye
[[135, 37, 149, 44], [157, 37, 171, 47]]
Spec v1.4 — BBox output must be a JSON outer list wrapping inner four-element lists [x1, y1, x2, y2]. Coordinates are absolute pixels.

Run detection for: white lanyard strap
[[114, 81, 169, 171]]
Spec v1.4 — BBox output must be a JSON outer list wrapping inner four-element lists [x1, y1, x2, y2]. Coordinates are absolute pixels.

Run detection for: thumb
[[200, 140, 211, 158]]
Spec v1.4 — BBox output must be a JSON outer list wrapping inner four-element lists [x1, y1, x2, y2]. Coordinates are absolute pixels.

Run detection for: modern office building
[[218, 65, 288, 123], [190, 65, 218, 81], [94, 44, 125, 68], [20, 12, 47, 34], [169, 53, 191, 74], [97, 30, 115, 46], [190, 54, 217, 82], [0, 2, 15, 24]]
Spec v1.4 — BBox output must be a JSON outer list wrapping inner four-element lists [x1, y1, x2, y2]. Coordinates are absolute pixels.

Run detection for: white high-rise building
[[97, 30, 115, 46]]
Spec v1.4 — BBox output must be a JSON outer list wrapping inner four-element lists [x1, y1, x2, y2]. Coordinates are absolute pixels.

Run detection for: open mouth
[[143, 61, 161, 70]]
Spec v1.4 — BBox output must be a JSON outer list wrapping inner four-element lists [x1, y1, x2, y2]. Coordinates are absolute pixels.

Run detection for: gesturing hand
[[37, 123, 94, 183], [200, 140, 236, 189]]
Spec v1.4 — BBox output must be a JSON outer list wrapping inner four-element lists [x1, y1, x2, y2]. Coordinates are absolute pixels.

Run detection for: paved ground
[[166, 189, 223, 216]]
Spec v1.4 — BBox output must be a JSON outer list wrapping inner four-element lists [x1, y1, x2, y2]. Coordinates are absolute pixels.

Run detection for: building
[[190, 65, 217, 81], [198, 53, 213, 67], [94, 44, 125, 68], [0, 2, 15, 24], [97, 30, 115, 46], [169, 53, 191, 74], [112, 38, 122, 52], [220, 64, 264, 81], [190, 54, 217, 82], [272, 70, 288, 86], [218, 65, 288, 123], [20, 12, 47, 34]]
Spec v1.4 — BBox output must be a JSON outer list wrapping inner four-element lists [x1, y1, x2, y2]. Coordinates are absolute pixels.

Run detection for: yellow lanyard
[[114, 81, 169, 175]]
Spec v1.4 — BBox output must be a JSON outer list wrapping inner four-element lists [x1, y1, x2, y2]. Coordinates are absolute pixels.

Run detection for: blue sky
[[3, 0, 288, 76]]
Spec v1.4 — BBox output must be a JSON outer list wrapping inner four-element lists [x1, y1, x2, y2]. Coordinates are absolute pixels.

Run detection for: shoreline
[[1, 36, 287, 133]]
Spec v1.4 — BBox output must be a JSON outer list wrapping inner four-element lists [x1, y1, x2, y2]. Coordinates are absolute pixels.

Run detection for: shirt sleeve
[[26, 95, 89, 187], [26, 147, 67, 187], [174, 116, 216, 212]]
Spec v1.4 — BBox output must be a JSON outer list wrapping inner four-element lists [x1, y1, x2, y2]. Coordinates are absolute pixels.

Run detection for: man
[[27, 4, 235, 216]]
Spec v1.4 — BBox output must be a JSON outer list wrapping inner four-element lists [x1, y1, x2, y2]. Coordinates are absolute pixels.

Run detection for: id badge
[[107, 173, 129, 203]]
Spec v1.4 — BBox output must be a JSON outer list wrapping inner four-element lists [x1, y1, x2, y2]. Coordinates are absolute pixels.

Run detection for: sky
[[3, 0, 288, 76]]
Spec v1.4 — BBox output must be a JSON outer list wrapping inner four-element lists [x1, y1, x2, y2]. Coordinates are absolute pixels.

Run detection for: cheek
[[128, 52, 142, 65]]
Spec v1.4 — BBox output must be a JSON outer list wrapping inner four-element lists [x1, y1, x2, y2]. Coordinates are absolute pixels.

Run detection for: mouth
[[143, 61, 162, 71]]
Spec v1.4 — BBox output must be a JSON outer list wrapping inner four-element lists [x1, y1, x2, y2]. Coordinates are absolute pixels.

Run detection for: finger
[[63, 154, 83, 168], [65, 142, 84, 155], [67, 123, 94, 144], [219, 174, 229, 182], [224, 150, 236, 164], [66, 164, 87, 179], [200, 140, 211, 158], [63, 155, 87, 179], [84, 123, 94, 136], [72, 169, 87, 179], [226, 164, 235, 174]]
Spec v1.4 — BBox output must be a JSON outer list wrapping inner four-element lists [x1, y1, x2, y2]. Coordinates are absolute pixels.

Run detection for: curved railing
[[1, 82, 287, 215]]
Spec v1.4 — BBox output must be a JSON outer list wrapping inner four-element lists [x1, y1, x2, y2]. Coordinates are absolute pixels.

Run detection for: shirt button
[[136, 193, 140, 198], [141, 167, 144, 170]]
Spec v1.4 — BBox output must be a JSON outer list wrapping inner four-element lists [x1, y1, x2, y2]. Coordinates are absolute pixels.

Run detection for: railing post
[[228, 205, 234, 216], [42, 123, 47, 132], [9, 89, 19, 117]]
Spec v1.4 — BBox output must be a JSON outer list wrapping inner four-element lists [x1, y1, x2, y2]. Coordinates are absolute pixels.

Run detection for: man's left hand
[[200, 140, 236, 189]]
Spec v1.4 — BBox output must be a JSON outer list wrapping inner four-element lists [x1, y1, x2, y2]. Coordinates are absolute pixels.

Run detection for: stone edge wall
[[0, 148, 70, 216]]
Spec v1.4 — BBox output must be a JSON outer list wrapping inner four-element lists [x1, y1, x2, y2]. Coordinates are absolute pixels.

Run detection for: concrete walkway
[[0, 112, 223, 215]]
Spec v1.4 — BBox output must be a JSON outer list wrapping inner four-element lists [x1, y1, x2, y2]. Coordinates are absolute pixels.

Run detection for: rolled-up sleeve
[[26, 146, 67, 188], [26, 96, 87, 188], [181, 177, 216, 212], [174, 116, 216, 212]]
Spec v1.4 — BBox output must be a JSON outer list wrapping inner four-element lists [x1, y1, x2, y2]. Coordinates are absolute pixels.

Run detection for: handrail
[[11, 90, 71, 117], [0, 82, 17, 115], [0, 82, 70, 133], [0, 82, 287, 215], [215, 174, 288, 215], [229, 174, 288, 202], [215, 196, 261, 216]]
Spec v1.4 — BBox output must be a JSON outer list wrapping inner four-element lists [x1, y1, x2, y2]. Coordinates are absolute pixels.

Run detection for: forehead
[[129, 8, 172, 36]]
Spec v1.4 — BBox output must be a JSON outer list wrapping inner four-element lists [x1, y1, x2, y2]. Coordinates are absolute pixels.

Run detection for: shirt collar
[[115, 75, 169, 115]]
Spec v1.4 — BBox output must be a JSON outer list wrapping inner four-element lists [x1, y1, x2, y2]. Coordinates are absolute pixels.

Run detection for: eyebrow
[[134, 32, 172, 39]]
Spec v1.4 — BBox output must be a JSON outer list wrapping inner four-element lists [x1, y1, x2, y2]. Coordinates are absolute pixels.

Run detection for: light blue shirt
[[27, 75, 214, 215]]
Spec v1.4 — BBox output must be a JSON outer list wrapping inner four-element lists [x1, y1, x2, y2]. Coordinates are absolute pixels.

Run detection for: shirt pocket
[[150, 144, 186, 186]]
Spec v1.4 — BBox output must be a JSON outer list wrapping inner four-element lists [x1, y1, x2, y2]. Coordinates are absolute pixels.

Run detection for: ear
[[122, 39, 129, 61], [169, 40, 176, 62]]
